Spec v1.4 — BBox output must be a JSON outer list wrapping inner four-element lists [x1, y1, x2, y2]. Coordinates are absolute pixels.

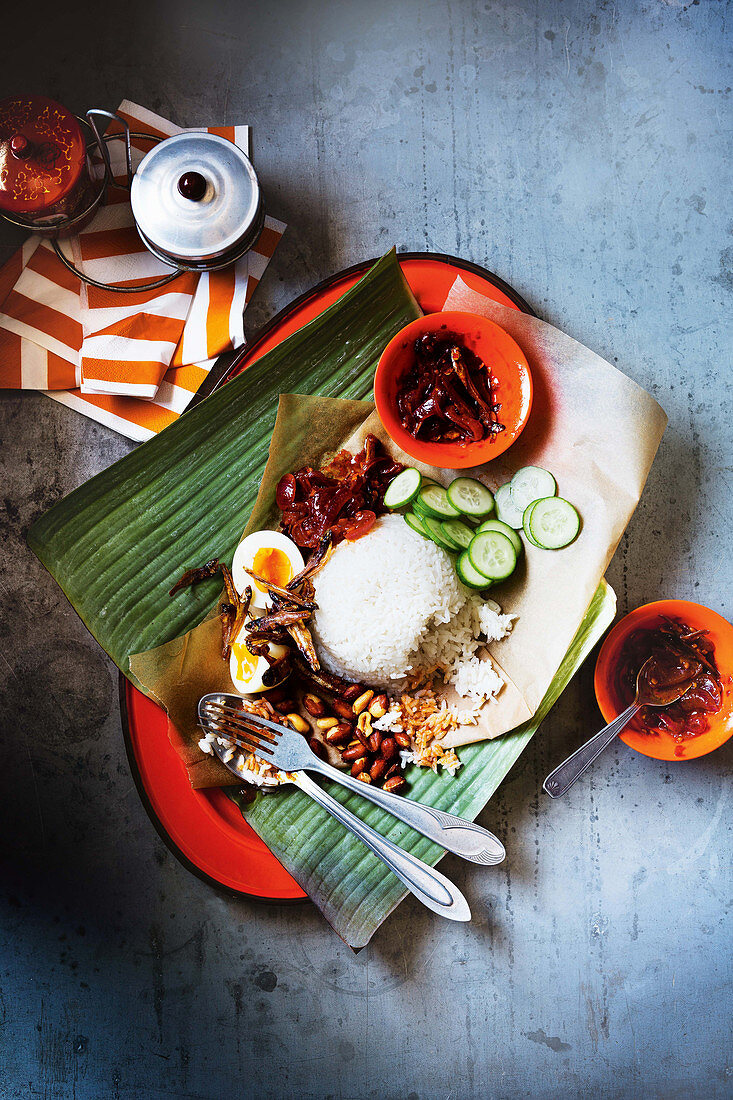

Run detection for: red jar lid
[[0, 95, 87, 215]]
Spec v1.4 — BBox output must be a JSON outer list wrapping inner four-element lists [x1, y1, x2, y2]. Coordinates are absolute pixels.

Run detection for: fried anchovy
[[246, 608, 310, 633], [221, 584, 252, 660], [219, 563, 239, 607], [290, 652, 365, 697], [243, 624, 290, 645], [287, 532, 333, 591], [262, 654, 292, 687], [169, 557, 221, 596], [244, 568, 317, 609], [450, 346, 493, 427], [286, 621, 320, 670]]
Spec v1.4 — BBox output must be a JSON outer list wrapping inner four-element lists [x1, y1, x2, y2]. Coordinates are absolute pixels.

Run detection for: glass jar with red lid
[[0, 95, 100, 234]]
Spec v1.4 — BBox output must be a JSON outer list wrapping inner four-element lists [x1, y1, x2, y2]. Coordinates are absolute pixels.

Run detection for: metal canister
[[0, 95, 98, 234], [129, 132, 264, 271]]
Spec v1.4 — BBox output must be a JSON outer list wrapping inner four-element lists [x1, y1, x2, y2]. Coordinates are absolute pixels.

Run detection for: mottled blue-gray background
[[1, 1, 731, 1097]]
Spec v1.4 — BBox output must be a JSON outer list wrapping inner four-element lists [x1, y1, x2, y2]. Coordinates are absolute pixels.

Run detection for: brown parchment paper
[[131, 282, 667, 781], [130, 394, 374, 788]]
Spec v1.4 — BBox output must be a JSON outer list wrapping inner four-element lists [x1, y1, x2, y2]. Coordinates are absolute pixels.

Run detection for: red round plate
[[120, 253, 534, 901]]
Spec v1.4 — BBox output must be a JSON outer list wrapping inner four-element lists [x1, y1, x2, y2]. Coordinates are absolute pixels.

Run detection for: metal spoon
[[543, 655, 698, 798]]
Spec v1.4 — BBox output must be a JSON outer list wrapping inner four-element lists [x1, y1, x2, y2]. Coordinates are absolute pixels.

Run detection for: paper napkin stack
[[0, 101, 285, 440]]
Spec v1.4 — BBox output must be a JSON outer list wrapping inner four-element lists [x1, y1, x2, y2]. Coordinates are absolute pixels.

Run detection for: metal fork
[[198, 693, 483, 921], [199, 693, 505, 863]]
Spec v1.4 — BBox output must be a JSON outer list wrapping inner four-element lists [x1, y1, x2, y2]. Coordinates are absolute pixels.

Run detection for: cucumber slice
[[528, 497, 580, 549], [522, 502, 543, 547], [384, 468, 421, 509], [446, 477, 494, 518], [493, 483, 525, 529], [421, 514, 459, 551], [456, 550, 493, 590], [477, 517, 523, 556], [468, 530, 517, 581], [440, 519, 475, 550], [412, 495, 431, 519], [404, 512, 430, 539], [510, 466, 557, 512], [417, 484, 462, 520]]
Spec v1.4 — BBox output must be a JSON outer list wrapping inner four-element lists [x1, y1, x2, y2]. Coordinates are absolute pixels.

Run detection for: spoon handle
[[292, 773, 471, 921], [543, 702, 640, 798], [308, 756, 505, 865]]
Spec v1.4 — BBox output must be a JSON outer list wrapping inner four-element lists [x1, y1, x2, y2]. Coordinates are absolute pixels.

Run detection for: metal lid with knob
[[130, 131, 264, 271]]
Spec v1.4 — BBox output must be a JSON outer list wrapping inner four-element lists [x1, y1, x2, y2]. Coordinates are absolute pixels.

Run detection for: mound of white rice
[[311, 515, 515, 700]]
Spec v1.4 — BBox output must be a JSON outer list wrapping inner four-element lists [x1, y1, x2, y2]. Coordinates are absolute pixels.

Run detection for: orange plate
[[374, 311, 532, 469], [594, 600, 733, 761], [120, 253, 533, 901]]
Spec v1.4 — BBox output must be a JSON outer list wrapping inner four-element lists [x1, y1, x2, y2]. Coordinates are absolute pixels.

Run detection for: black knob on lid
[[177, 171, 207, 201]]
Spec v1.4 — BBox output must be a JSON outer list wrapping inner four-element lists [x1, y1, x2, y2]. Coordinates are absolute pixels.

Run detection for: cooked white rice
[[311, 515, 515, 701], [198, 732, 282, 786]]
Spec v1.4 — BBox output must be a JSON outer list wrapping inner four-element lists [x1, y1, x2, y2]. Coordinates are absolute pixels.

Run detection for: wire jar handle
[[51, 110, 184, 293]]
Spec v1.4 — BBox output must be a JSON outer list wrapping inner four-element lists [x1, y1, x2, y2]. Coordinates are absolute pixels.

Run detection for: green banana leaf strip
[[232, 579, 616, 948], [27, 250, 421, 673]]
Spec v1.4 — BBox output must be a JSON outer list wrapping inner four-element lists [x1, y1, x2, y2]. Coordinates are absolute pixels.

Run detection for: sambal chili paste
[[395, 331, 505, 445], [616, 617, 723, 744], [275, 434, 404, 551]]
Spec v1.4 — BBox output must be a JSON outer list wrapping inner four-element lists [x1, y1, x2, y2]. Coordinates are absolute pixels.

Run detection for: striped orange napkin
[[0, 101, 285, 440]]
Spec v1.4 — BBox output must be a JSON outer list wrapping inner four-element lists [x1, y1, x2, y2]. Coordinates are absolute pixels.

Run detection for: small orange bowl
[[374, 311, 533, 469], [594, 599, 733, 761]]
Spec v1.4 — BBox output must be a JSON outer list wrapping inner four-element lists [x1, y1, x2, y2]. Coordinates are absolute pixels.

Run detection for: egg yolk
[[232, 640, 260, 685], [252, 547, 293, 592]]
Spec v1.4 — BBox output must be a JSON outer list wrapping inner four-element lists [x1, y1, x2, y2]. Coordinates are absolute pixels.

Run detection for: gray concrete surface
[[1, 1, 731, 1097]]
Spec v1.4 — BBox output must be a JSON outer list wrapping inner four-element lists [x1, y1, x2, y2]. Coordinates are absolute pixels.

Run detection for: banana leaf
[[27, 244, 616, 948], [232, 579, 615, 947], [27, 249, 421, 676]]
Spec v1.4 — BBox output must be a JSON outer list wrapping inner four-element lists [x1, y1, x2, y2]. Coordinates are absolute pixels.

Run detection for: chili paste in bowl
[[615, 618, 723, 742], [595, 600, 733, 761], [374, 312, 532, 469]]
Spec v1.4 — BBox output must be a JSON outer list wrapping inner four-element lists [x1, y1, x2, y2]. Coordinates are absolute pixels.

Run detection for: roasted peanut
[[356, 711, 372, 735], [369, 756, 387, 781], [352, 689, 374, 715], [380, 736, 397, 760], [302, 693, 327, 717], [354, 726, 370, 748], [324, 722, 352, 746], [350, 756, 368, 777], [308, 736, 327, 760], [286, 713, 310, 734], [385, 761, 402, 779], [342, 741, 365, 762], [274, 697, 297, 714], [368, 730, 382, 754], [357, 771, 372, 784], [394, 731, 412, 749], [316, 716, 338, 730], [343, 684, 363, 702], [382, 775, 406, 794], [369, 694, 388, 719], [331, 697, 357, 720]]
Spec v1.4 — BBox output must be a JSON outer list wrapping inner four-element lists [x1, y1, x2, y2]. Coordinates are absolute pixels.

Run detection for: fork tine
[[205, 731, 264, 757], [199, 721, 273, 758], [202, 702, 279, 742], [204, 715, 277, 752], [199, 707, 278, 753]]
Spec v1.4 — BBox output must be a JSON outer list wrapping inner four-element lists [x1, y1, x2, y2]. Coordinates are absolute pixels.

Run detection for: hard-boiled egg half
[[228, 530, 304, 694], [231, 531, 304, 610], [229, 620, 289, 695]]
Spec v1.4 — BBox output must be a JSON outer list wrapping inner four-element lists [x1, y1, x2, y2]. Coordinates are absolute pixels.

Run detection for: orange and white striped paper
[[0, 101, 285, 440]]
